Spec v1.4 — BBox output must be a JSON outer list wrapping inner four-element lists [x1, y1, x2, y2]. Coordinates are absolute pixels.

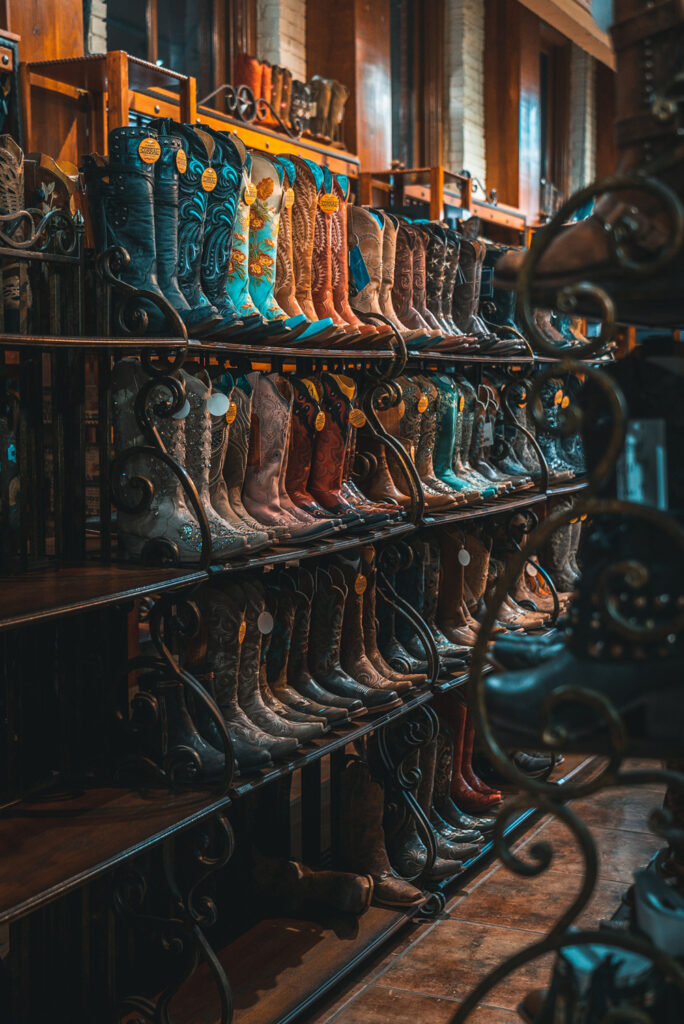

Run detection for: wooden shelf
[[0, 333, 187, 350], [190, 340, 395, 362], [0, 785, 225, 924], [171, 902, 424, 1024], [0, 690, 431, 925], [421, 480, 588, 530]]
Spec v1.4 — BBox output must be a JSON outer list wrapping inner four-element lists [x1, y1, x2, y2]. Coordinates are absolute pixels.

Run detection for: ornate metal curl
[[0, 204, 79, 254], [504, 507, 561, 625], [500, 378, 551, 493], [198, 83, 304, 139], [515, 173, 684, 358], [360, 379, 426, 524], [114, 813, 235, 1024], [376, 704, 441, 884], [97, 246, 189, 363], [110, 370, 213, 569], [376, 542, 439, 687]]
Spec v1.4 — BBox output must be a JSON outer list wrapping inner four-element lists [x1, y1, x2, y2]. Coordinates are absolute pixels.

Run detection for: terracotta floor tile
[[380, 919, 553, 1010], [538, 820, 662, 883], [323, 985, 517, 1023], [571, 787, 665, 835], [448, 865, 625, 933]]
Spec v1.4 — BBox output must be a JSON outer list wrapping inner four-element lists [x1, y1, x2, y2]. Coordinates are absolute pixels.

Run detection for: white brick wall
[[444, 0, 487, 190], [256, 0, 307, 82], [86, 0, 108, 55], [569, 44, 596, 193]]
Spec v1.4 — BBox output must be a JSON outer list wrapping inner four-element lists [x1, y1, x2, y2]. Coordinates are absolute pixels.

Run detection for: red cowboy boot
[[462, 708, 503, 799], [448, 700, 502, 813], [308, 373, 365, 521], [285, 375, 341, 525]]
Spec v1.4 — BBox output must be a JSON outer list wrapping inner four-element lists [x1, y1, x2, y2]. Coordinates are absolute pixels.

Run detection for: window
[[106, 0, 216, 97]]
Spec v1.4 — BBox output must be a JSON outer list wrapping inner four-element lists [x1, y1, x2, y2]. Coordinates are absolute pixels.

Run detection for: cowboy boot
[[242, 372, 296, 539], [111, 358, 206, 564], [421, 223, 456, 337], [436, 528, 479, 647], [494, 1, 684, 327], [248, 152, 308, 331], [280, 68, 293, 124], [432, 374, 483, 501], [347, 205, 390, 326], [461, 708, 503, 798], [336, 555, 408, 701], [393, 374, 456, 511], [408, 224, 444, 335], [195, 126, 263, 337], [149, 134, 221, 336], [339, 760, 424, 907], [269, 576, 350, 725], [391, 222, 440, 343], [533, 376, 576, 481], [270, 65, 283, 121], [180, 369, 250, 559], [330, 174, 382, 342], [456, 378, 505, 496], [226, 153, 286, 338], [309, 566, 400, 711], [376, 559, 430, 676], [290, 81, 313, 133], [308, 75, 333, 137], [375, 211, 426, 345], [286, 375, 341, 525], [223, 375, 278, 542], [252, 849, 373, 917], [327, 79, 350, 141], [289, 567, 364, 717], [360, 546, 427, 687], [259, 61, 276, 127], [394, 540, 466, 673], [356, 435, 412, 509], [0, 138, 31, 332], [419, 538, 471, 665], [82, 127, 173, 335], [431, 719, 493, 838], [343, 419, 398, 525], [234, 53, 262, 95], [451, 237, 484, 338], [147, 119, 237, 335], [308, 373, 365, 521], [311, 163, 360, 342], [273, 155, 336, 342], [442, 228, 468, 337], [417, 737, 481, 861], [447, 700, 502, 813], [239, 579, 323, 743], [289, 155, 330, 324], [194, 584, 279, 769], [413, 374, 466, 504], [264, 585, 331, 726], [207, 375, 271, 551]]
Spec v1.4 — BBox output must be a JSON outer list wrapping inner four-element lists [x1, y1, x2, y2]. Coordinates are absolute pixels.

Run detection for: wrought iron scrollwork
[[0, 204, 80, 255], [360, 378, 426, 524], [114, 812, 235, 1024], [197, 83, 304, 139], [450, 168, 684, 1022], [97, 245, 189, 349]]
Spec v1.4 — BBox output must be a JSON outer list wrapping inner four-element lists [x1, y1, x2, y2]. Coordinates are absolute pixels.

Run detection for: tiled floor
[[302, 759, 665, 1024]]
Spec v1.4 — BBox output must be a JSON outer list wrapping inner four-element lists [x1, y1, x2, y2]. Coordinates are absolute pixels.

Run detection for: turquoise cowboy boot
[[432, 374, 482, 502]]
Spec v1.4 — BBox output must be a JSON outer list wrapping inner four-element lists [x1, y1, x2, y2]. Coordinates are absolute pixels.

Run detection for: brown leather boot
[[309, 75, 333, 137], [413, 374, 466, 504], [391, 222, 440, 341], [494, 1, 684, 327], [408, 224, 445, 335], [361, 546, 426, 686], [327, 79, 350, 142], [242, 372, 298, 539], [234, 52, 262, 95], [290, 155, 326, 323], [394, 375, 457, 511], [311, 165, 359, 342], [376, 211, 428, 346], [269, 65, 283, 121], [436, 528, 479, 647], [330, 175, 382, 344], [279, 68, 293, 124], [252, 848, 373, 916], [347, 205, 393, 326], [336, 557, 409, 699], [356, 435, 412, 509], [339, 759, 424, 908], [223, 378, 277, 542]]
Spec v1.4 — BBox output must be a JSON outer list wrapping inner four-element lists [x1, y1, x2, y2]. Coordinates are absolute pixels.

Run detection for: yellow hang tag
[[349, 409, 366, 428], [409, 443, 416, 463], [354, 573, 367, 595], [397, 400, 406, 419], [554, 389, 563, 405], [176, 149, 188, 173], [518, 400, 527, 409], [225, 401, 237, 424], [138, 137, 161, 164], [417, 395, 429, 414], [238, 620, 246, 644], [284, 187, 295, 209], [561, 395, 570, 408], [459, 395, 465, 412], [319, 192, 339, 213], [202, 167, 218, 191], [315, 410, 326, 431], [244, 181, 257, 205]]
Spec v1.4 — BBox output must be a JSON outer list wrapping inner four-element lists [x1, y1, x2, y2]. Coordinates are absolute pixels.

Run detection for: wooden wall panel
[[307, 0, 391, 170], [595, 59, 616, 179], [484, 0, 521, 207], [10, 0, 85, 162]]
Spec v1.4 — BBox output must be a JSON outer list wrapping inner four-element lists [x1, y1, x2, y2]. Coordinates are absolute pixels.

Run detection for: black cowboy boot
[[148, 119, 238, 336], [153, 134, 221, 336], [82, 126, 172, 334]]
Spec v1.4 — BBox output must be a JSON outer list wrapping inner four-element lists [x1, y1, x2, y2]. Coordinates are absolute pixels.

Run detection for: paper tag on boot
[[483, 421, 494, 445], [348, 245, 371, 295], [616, 418, 668, 510]]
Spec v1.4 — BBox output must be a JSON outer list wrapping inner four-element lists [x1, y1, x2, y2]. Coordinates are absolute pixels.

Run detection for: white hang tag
[[207, 391, 231, 417], [257, 611, 274, 635], [483, 421, 494, 445], [458, 549, 471, 566]]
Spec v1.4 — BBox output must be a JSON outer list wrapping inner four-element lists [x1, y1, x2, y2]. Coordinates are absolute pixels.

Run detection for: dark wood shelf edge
[[0, 691, 431, 925]]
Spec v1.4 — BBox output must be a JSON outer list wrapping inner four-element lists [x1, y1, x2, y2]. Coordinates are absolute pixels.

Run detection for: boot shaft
[[198, 126, 244, 316], [248, 151, 287, 320], [348, 205, 384, 313], [290, 155, 320, 318]]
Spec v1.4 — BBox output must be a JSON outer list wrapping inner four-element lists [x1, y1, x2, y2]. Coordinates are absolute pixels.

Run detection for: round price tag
[[458, 549, 471, 566], [244, 182, 257, 205], [354, 574, 367, 595], [349, 409, 366, 428], [226, 402, 237, 424], [284, 187, 295, 209], [561, 395, 570, 408], [202, 167, 218, 192], [319, 192, 339, 213], [526, 562, 538, 576], [417, 395, 428, 413], [238, 620, 247, 644], [315, 411, 326, 431], [176, 148, 188, 173], [459, 395, 465, 412], [554, 389, 563, 406], [138, 137, 161, 164], [257, 611, 274, 635], [172, 398, 191, 420]]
